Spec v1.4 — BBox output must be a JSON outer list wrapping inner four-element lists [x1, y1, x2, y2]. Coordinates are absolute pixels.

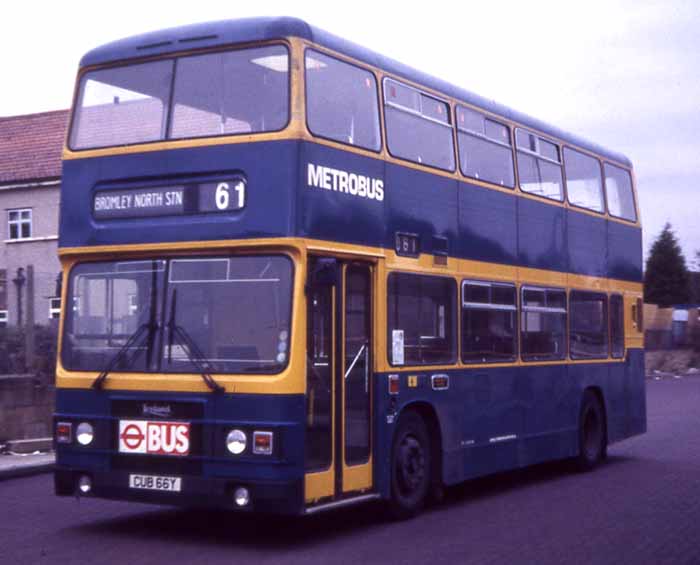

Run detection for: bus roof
[[79, 17, 632, 167]]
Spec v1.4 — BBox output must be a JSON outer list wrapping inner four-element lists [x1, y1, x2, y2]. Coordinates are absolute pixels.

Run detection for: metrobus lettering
[[307, 163, 384, 202]]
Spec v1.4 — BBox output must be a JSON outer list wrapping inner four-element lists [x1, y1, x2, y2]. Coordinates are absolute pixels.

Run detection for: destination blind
[[93, 179, 246, 220]]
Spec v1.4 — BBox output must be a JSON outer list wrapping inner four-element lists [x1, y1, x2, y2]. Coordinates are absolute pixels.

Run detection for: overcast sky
[[3, 0, 698, 266]]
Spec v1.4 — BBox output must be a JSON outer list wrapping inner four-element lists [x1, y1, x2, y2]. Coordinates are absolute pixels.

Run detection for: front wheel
[[575, 391, 606, 471], [389, 411, 431, 519]]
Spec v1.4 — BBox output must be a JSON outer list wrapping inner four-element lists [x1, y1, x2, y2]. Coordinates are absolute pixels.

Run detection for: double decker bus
[[54, 17, 645, 517]]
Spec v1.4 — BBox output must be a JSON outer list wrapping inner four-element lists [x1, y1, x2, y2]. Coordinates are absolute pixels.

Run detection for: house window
[[49, 297, 61, 320], [8, 209, 32, 240], [0, 310, 7, 328]]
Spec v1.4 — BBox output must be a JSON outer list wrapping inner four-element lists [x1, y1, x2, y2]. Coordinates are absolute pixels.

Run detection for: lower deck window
[[570, 291, 608, 359], [462, 280, 517, 363], [610, 294, 624, 358], [388, 273, 455, 365], [521, 287, 567, 361]]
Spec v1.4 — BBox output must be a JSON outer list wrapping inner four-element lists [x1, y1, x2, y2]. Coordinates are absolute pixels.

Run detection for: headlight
[[76, 422, 94, 446], [226, 429, 247, 455]]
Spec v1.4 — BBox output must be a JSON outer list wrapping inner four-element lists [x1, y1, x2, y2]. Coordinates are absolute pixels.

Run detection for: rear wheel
[[576, 391, 606, 471], [389, 411, 431, 519]]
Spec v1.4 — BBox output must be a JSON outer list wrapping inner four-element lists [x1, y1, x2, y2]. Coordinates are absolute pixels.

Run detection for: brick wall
[[0, 375, 54, 441]]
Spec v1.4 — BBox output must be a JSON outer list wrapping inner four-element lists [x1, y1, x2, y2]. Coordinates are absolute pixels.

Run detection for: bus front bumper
[[54, 467, 304, 515]]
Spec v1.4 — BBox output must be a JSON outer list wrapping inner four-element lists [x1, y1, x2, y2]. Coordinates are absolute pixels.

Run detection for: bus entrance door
[[304, 258, 373, 505]]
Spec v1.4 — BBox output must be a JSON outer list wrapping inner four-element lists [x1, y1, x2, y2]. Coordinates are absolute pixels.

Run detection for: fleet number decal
[[118, 420, 190, 456], [307, 163, 384, 202]]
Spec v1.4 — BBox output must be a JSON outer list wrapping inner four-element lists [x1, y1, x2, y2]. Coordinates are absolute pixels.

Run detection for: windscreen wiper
[[92, 323, 152, 390], [93, 264, 160, 391], [166, 289, 224, 394]]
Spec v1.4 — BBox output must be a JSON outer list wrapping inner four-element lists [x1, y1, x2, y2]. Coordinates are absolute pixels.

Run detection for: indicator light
[[56, 422, 72, 444], [389, 374, 400, 395], [253, 431, 273, 455]]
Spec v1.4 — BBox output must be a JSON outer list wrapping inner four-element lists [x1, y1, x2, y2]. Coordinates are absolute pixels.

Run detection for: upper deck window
[[564, 148, 604, 213], [69, 45, 289, 150], [456, 106, 514, 187], [70, 60, 173, 149], [515, 129, 564, 201], [383, 79, 455, 171], [170, 46, 288, 139], [305, 50, 381, 151], [604, 163, 637, 221]]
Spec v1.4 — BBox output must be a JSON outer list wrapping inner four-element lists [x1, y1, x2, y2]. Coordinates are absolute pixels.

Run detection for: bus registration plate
[[129, 474, 182, 492]]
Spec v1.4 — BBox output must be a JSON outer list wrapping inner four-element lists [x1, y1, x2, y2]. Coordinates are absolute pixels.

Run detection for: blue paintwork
[[60, 141, 298, 248], [568, 209, 607, 277], [459, 182, 518, 266], [372, 349, 646, 498], [54, 389, 306, 512], [61, 141, 643, 283], [78, 17, 630, 168], [517, 196, 567, 272], [608, 220, 644, 281]]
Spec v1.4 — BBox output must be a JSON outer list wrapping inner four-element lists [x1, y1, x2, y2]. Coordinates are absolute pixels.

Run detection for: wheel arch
[[396, 401, 444, 488], [582, 386, 609, 446]]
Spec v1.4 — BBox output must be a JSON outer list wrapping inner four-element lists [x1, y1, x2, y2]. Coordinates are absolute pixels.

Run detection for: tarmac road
[[1, 377, 699, 565]]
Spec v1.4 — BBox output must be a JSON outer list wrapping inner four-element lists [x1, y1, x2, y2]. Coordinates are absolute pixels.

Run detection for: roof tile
[[0, 109, 69, 184]]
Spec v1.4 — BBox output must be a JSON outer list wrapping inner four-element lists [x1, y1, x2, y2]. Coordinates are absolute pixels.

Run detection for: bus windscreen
[[69, 45, 289, 150], [61, 255, 293, 375]]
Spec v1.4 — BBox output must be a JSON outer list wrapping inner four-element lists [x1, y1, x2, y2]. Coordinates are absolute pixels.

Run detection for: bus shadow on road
[[442, 453, 638, 507], [75, 501, 388, 549], [75, 455, 638, 548]]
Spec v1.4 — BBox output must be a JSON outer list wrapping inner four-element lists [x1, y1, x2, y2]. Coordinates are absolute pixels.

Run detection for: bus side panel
[[517, 197, 567, 272], [607, 220, 643, 282], [296, 142, 386, 247], [604, 361, 628, 443], [519, 364, 579, 467], [383, 162, 459, 256], [458, 367, 522, 478], [59, 140, 299, 248], [625, 348, 647, 437], [567, 209, 607, 277], [373, 359, 646, 496], [458, 181, 518, 266]]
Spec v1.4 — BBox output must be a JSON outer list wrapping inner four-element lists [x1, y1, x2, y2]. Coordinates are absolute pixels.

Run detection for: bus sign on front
[[92, 179, 246, 220]]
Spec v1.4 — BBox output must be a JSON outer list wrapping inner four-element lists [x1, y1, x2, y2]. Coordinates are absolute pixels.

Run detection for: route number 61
[[215, 180, 245, 210]]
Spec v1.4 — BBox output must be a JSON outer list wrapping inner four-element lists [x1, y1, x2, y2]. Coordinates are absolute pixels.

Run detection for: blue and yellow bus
[[54, 17, 645, 517]]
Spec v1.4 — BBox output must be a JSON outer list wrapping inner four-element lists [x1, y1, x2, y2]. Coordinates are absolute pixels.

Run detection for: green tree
[[644, 223, 690, 306]]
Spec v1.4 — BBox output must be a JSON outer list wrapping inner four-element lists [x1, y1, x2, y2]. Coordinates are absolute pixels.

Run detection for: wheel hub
[[584, 409, 601, 458], [397, 435, 425, 494]]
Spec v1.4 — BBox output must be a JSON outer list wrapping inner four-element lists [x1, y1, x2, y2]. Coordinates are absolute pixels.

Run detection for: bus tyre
[[389, 411, 431, 519], [576, 391, 606, 472]]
